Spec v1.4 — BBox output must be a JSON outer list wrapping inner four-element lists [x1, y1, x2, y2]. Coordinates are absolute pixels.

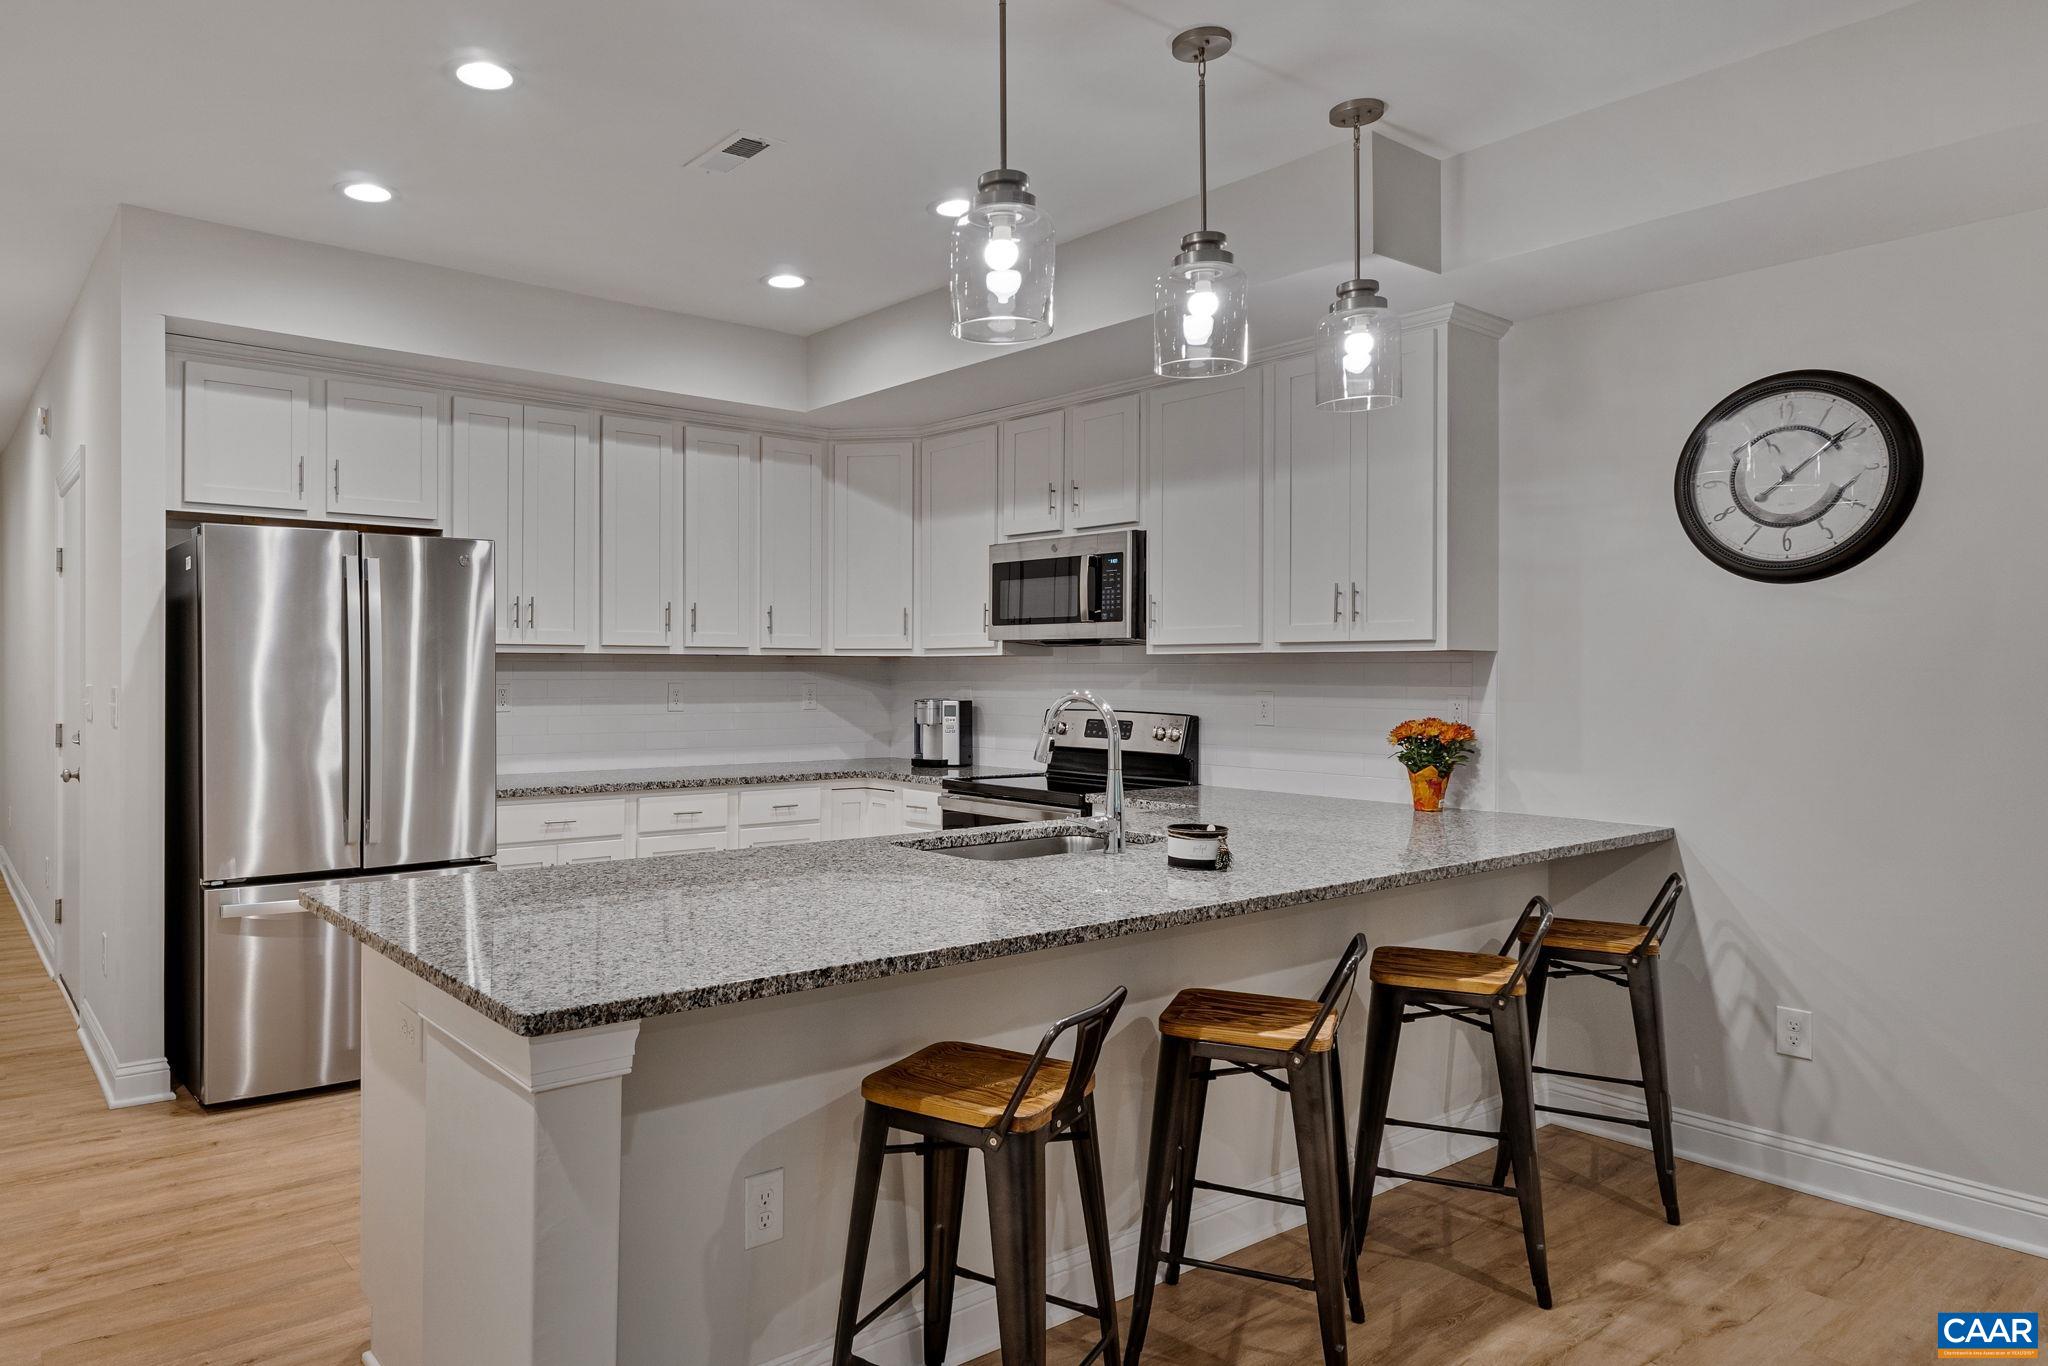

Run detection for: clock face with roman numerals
[[1675, 370, 1922, 583]]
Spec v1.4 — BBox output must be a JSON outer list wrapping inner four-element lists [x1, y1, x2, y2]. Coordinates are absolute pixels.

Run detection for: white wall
[[1493, 204, 2048, 1201]]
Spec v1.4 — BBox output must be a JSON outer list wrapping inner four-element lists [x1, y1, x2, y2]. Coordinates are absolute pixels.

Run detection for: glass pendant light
[[951, 0, 1054, 344], [1316, 98, 1401, 410], [1154, 27, 1247, 378]]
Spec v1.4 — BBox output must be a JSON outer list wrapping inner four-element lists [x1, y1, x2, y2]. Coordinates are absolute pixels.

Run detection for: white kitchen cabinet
[[737, 823, 823, 848], [636, 791, 732, 835], [494, 844, 558, 869], [1067, 392, 1142, 529], [919, 425, 999, 652], [758, 436, 826, 651], [1269, 355, 1357, 644], [1145, 367, 1264, 648], [181, 361, 314, 513], [828, 785, 904, 839], [637, 830, 727, 858], [325, 380, 442, 522], [738, 786, 824, 826], [558, 837, 628, 864], [998, 411, 1066, 537], [454, 398, 597, 649], [1353, 327, 1439, 640], [899, 786, 941, 830], [599, 415, 681, 648], [682, 426, 759, 650], [832, 441, 915, 650]]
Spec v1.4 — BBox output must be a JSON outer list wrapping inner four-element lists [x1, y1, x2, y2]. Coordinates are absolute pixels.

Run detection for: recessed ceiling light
[[342, 181, 394, 204], [763, 273, 808, 289], [931, 196, 972, 218], [455, 59, 514, 91]]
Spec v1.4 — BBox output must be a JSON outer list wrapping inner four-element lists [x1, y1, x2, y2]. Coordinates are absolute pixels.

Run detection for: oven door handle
[[938, 794, 1073, 823]]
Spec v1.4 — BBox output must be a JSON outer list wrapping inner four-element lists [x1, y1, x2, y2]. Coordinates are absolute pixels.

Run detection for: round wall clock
[[1674, 369, 1921, 583]]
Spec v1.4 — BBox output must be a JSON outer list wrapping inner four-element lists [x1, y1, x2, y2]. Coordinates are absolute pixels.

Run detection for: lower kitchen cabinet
[[637, 830, 727, 858], [827, 785, 903, 839], [899, 786, 941, 830], [737, 823, 824, 848], [495, 780, 930, 866]]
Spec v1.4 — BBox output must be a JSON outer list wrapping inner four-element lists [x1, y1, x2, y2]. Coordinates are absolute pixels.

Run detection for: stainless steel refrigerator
[[167, 523, 496, 1104]]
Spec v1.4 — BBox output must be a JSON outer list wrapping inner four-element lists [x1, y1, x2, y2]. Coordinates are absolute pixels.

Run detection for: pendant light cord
[[1197, 55, 1209, 232], [998, 0, 1009, 170], [1351, 124, 1362, 280]]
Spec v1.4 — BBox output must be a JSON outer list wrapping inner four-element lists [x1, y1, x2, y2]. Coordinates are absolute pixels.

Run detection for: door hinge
[[55, 547, 63, 574], [54, 897, 63, 925]]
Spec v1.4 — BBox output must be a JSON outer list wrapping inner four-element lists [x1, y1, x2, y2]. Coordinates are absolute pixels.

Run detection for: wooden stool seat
[[1158, 987, 1338, 1054], [861, 1041, 1086, 1133], [1516, 916, 1658, 957], [1370, 945, 1525, 996]]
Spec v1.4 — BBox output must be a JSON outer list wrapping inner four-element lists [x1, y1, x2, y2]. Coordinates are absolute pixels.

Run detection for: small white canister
[[1165, 822, 1231, 870]]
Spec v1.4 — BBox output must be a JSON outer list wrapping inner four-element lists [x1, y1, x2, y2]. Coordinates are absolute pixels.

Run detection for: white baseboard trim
[[760, 1092, 1506, 1366], [76, 996, 175, 1109], [0, 843, 59, 981], [1541, 1075, 2048, 1261]]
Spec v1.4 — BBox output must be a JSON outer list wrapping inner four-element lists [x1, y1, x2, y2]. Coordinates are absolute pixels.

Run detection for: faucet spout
[[1038, 689, 1125, 853]]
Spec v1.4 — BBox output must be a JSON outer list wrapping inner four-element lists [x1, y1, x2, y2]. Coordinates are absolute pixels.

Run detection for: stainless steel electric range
[[938, 710, 1200, 827]]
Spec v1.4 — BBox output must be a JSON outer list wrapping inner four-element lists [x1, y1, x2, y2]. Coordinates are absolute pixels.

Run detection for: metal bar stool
[[1489, 872, 1686, 1224], [1127, 934, 1370, 1366], [831, 987, 1127, 1366], [1351, 898, 1558, 1308]]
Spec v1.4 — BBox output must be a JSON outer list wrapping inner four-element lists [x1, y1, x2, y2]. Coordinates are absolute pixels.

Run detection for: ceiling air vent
[[686, 130, 778, 174]]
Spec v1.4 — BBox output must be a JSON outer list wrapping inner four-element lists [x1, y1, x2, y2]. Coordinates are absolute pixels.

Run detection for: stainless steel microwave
[[988, 530, 1146, 644]]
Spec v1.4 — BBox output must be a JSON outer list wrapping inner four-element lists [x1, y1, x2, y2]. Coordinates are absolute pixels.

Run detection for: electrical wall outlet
[[1254, 692, 1276, 726], [801, 685, 817, 710], [743, 1169, 783, 1249], [396, 1004, 421, 1060], [668, 683, 687, 712], [1776, 1006, 1813, 1059], [1447, 695, 1469, 724], [495, 685, 511, 713]]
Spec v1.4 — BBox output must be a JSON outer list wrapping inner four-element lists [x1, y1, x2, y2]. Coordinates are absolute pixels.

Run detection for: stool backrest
[[1494, 895, 1556, 1004], [1290, 932, 1370, 1065], [1640, 872, 1685, 948], [990, 985, 1128, 1142]]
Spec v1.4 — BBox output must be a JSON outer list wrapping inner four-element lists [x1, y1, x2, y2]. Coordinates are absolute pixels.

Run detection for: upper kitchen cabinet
[[1266, 306, 1503, 652], [181, 360, 314, 513], [1066, 392, 1142, 529], [453, 397, 595, 649], [599, 415, 680, 649], [757, 436, 826, 652], [1145, 368, 1265, 648], [997, 410, 1065, 537], [832, 440, 915, 651], [682, 426, 759, 651], [919, 425, 999, 653], [325, 380, 443, 522]]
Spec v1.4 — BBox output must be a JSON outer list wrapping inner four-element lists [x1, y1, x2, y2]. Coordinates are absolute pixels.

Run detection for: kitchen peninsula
[[307, 789, 1670, 1366]]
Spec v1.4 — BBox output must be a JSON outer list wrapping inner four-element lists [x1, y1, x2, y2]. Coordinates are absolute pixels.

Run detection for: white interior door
[[683, 426, 759, 650], [56, 461, 83, 989], [918, 425, 998, 651], [758, 436, 824, 651]]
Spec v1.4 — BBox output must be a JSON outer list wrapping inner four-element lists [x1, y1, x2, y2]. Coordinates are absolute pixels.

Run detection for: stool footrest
[[1171, 1252, 1318, 1293], [1206, 1062, 1291, 1094], [1192, 1176, 1307, 1209], [953, 1266, 1103, 1322], [1382, 1115, 1502, 1140], [1377, 1166, 1512, 1197], [1401, 1002, 1494, 1031], [1549, 961, 1630, 986], [852, 1269, 925, 1335], [1536, 1102, 1650, 1128], [1532, 1064, 1644, 1088]]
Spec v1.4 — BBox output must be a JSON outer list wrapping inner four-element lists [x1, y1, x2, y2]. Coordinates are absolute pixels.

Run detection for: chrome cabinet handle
[[690, 602, 698, 632], [528, 596, 536, 628], [664, 602, 672, 635], [542, 818, 577, 829], [1047, 481, 1056, 515], [767, 604, 774, 635], [512, 596, 520, 629], [1351, 582, 1360, 623], [1071, 480, 1080, 511], [903, 605, 910, 636], [297, 456, 304, 497], [333, 460, 341, 498], [1334, 582, 1343, 623]]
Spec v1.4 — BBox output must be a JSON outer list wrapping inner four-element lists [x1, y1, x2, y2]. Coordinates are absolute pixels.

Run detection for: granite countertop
[[306, 788, 1673, 1037], [497, 757, 968, 799]]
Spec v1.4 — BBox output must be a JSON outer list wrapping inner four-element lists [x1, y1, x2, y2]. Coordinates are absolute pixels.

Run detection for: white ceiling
[[0, 0, 1917, 430]]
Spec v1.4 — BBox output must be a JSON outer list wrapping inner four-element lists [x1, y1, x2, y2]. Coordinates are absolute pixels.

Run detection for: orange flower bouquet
[[1389, 717, 1477, 812]]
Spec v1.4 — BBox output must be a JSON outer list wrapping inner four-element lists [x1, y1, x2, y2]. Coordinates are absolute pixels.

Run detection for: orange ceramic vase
[[1408, 766, 1451, 812]]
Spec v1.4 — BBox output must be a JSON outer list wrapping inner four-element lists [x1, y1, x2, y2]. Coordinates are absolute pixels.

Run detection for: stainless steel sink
[[922, 833, 1113, 861]]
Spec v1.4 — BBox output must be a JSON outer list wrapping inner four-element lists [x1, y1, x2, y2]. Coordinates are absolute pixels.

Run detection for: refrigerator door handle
[[363, 555, 386, 850], [342, 553, 364, 849]]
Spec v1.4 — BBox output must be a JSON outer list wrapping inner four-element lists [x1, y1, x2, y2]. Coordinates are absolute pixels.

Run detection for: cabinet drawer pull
[[542, 818, 577, 829], [772, 802, 799, 811], [674, 809, 703, 819]]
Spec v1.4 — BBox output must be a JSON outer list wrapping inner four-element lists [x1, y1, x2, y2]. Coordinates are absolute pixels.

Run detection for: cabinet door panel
[[1269, 357, 1356, 644], [1069, 393, 1141, 529], [998, 411, 1065, 536], [1147, 370, 1263, 646], [919, 426, 998, 651], [832, 442, 915, 649], [453, 397, 523, 639], [758, 436, 825, 651], [326, 380, 441, 521], [599, 416, 678, 648], [182, 361, 312, 512], [683, 426, 759, 650], [494, 844, 558, 868], [1355, 329, 1439, 642], [522, 407, 596, 648]]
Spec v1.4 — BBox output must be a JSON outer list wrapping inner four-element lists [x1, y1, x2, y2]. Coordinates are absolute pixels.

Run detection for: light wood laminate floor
[[1, 893, 2038, 1364]]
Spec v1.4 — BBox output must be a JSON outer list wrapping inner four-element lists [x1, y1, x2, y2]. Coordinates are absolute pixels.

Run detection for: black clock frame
[[1674, 368, 1922, 584]]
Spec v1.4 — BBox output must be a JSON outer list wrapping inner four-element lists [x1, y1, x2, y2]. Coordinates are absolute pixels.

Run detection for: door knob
[[59, 768, 79, 783]]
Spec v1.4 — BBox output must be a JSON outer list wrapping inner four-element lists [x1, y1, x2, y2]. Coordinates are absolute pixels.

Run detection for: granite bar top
[[497, 757, 967, 799], [306, 788, 1673, 1037]]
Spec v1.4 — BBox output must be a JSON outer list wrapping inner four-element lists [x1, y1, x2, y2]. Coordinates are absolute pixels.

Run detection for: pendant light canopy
[[1153, 26, 1247, 378], [951, 0, 1055, 344], [1316, 98, 1401, 410]]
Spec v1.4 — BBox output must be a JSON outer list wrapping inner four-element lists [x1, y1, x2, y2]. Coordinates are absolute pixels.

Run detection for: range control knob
[[1152, 726, 1169, 741], [1055, 721, 1069, 735], [1167, 727, 1183, 743]]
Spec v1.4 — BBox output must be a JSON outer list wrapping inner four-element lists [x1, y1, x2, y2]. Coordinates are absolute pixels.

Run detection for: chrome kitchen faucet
[[1035, 690, 1126, 853]]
